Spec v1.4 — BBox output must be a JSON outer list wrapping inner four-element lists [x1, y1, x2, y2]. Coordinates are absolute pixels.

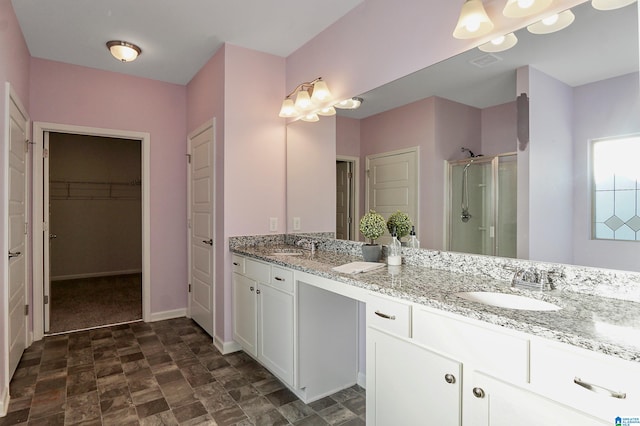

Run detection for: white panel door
[[7, 87, 29, 378], [188, 121, 215, 336], [367, 148, 419, 243]]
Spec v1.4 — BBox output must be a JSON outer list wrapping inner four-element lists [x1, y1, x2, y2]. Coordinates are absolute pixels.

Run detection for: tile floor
[[1, 318, 366, 425]]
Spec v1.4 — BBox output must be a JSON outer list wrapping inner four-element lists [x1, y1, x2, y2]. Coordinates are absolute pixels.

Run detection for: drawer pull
[[573, 377, 626, 399], [374, 311, 396, 320], [250, 286, 254, 292], [275, 277, 285, 282], [472, 387, 485, 399], [444, 374, 456, 384], [233, 262, 239, 266]]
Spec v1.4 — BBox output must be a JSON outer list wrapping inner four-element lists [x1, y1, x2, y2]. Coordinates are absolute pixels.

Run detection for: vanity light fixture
[[279, 77, 336, 121], [478, 33, 518, 52], [334, 97, 363, 110], [592, 0, 637, 10], [503, 0, 553, 18], [106, 40, 142, 62], [453, 0, 494, 39], [527, 9, 575, 34]]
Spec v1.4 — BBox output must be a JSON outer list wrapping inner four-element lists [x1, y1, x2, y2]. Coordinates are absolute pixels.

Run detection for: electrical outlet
[[293, 217, 301, 231], [269, 217, 278, 232]]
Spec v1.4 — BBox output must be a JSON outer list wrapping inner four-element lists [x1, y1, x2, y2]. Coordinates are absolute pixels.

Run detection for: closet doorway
[[32, 123, 151, 339], [47, 133, 142, 333]]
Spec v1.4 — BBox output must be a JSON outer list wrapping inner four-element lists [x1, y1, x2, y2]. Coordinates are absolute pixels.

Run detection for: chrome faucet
[[296, 238, 319, 255], [511, 267, 557, 291]]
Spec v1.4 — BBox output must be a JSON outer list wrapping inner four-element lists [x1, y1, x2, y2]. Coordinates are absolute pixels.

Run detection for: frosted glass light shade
[[479, 33, 518, 52], [453, 0, 494, 39], [503, 0, 553, 18], [592, 0, 636, 10], [334, 97, 363, 109], [106, 40, 141, 62], [294, 90, 313, 111], [311, 80, 332, 103], [527, 10, 575, 34], [317, 106, 336, 116], [279, 98, 297, 118], [301, 112, 319, 122]]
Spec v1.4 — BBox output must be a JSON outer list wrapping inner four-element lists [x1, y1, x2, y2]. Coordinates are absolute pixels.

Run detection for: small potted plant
[[359, 209, 386, 262], [386, 211, 412, 243]]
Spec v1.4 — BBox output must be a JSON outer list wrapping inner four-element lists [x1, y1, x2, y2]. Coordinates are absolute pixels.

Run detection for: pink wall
[[0, 0, 31, 408], [29, 58, 188, 315], [336, 116, 360, 158], [481, 101, 517, 156]]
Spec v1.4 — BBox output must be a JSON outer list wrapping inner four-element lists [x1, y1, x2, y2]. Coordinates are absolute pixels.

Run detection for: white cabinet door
[[468, 372, 607, 426], [232, 272, 257, 356], [367, 327, 461, 426], [258, 283, 294, 386]]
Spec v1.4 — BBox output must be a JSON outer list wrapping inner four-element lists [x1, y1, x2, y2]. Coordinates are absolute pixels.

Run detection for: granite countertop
[[231, 244, 640, 364]]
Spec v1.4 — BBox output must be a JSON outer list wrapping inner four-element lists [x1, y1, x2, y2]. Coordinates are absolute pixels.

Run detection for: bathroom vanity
[[230, 236, 640, 425]]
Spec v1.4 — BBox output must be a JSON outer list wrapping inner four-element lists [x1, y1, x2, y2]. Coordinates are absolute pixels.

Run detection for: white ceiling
[[339, 2, 639, 118], [11, 0, 363, 85]]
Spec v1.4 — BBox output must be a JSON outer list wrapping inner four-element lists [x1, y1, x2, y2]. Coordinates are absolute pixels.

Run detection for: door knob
[[8, 251, 21, 259], [203, 239, 213, 246]]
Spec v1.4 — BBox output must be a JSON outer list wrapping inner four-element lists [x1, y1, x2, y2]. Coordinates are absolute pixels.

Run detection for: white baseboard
[[51, 269, 142, 281], [149, 308, 187, 322], [357, 371, 366, 389], [214, 336, 242, 355], [0, 384, 8, 417]]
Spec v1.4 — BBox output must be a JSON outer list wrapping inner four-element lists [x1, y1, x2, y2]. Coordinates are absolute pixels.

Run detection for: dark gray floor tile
[[238, 395, 276, 419], [308, 397, 337, 412], [294, 413, 330, 426], [0, 407, 29, 425], [138, 410, 178, 426], [265, 388, 298, 407], [29, 388, 65, 419], [65, 391, 101, 424], [253, 408, 290, 426], [211, 405, 248, 426], [341, 394, 366, 416], [227, 384, 259, 403], [25, 411, 65, 425], [279, 400, 315, 423], [172, 400, 208, 423], [317, 404, 357, 425], [135, 397, 170, 418]]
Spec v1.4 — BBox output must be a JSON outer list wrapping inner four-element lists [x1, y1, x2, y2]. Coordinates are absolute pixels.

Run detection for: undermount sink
[[455, 291, 561, 311], [270, 249, 304, 256]]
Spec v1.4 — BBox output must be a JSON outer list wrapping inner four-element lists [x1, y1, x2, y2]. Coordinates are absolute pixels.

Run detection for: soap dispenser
[[408, 226, 420, 249], [388, 226, 402, 266]]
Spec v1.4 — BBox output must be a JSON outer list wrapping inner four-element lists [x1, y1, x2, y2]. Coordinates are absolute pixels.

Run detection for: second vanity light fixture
[[279, 78, 363, 122], [279, 78, 335, 122]]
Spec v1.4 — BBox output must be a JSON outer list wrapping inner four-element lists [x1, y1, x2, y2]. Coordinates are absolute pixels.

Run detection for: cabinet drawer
[[244, 258, 270, 282], [529, 340, 640, 421], [366, 294, 411, 337], [231, 255, 245, 274], [270, 266, 294, 293], [413, 308, 529, 383]]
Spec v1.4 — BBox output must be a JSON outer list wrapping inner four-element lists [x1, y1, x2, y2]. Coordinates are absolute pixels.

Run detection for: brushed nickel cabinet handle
[[374, 311, 396, 320], [573, 377, 626, 399], [444, 374, 456, 384], [472, 387, 485, 398]]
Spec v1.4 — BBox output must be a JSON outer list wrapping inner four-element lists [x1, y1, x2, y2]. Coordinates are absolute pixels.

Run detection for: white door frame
[[336, 155, 360, 241], [186, 118, 216, 337], [32, 122, 151, 340]]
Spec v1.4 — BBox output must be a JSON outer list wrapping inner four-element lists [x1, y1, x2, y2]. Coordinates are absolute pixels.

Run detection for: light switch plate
[[269, 217, 278, 232], [293, 217, 301, 231]]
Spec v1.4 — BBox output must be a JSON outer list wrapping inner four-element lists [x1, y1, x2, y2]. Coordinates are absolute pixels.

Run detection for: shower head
[[461, 147, 477, 158]]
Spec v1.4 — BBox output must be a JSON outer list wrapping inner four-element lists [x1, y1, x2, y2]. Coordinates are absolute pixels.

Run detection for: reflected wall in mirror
[[286, 1, 640, 272]]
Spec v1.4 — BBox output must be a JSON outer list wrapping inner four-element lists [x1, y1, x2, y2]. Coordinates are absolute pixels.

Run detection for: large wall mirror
[[286, 1, 639, 272]]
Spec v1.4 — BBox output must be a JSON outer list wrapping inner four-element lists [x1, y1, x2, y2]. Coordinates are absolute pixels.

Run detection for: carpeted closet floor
[[49, 274, 142, 333]]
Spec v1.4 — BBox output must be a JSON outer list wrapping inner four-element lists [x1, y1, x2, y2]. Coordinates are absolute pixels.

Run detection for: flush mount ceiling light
[[106, 40, 142, 62], [334, 97, 363, 110], [279, 78, 339, 122], [527, 9, 575, 34], [503, 0, 553, 18], [478, 32, 518, 52], [453, 0, 494, 39], [592, 0, 637, 10]]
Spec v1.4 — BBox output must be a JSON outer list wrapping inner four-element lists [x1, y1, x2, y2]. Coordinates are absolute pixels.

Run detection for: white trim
[[149, 308, 187, 323], [50, 269, 143, 282], [0, 384, 8, 417], [214, 336, 242, 355], [357, 371, 366, 389], [336, 155, 360, 241], [32, 122, 151, 340]]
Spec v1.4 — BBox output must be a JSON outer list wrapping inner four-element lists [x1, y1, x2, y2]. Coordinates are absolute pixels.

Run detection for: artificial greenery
[[386, 210, 412, 239], [359, 210, 386, 244]]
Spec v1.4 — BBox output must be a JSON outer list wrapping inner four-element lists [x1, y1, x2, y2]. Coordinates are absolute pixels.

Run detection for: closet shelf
[[50, 179, 141, 201]]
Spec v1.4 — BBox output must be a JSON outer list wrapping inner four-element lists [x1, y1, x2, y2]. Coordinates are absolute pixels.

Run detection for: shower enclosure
[[447, 154, 517, 258]]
